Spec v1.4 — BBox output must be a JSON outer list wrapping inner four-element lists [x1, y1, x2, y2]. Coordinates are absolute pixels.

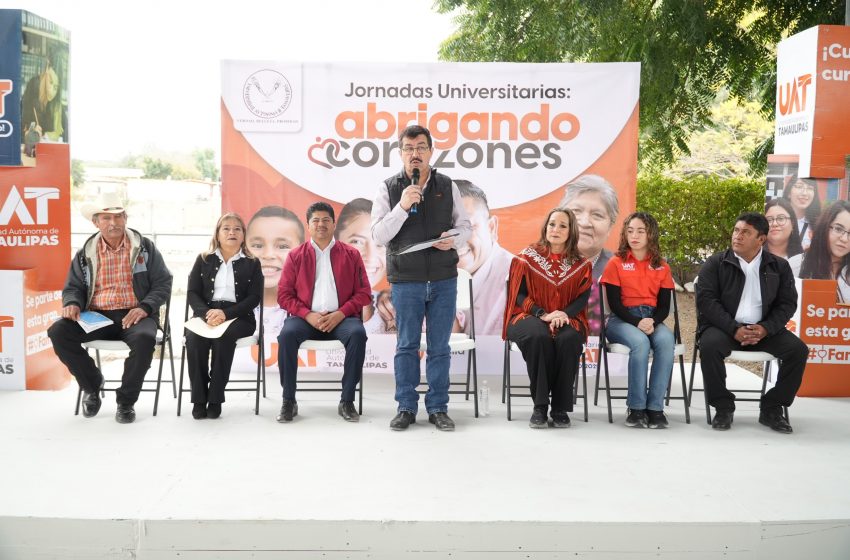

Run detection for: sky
[[4, 0, 457, 162]]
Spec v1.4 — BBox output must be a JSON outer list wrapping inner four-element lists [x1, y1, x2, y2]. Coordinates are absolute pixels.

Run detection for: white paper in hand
[[184, 317, 236, 339]]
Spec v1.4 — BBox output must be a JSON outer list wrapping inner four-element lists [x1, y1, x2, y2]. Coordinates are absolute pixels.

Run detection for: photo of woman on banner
[[246, 205, 305, 338], [561, 174, 620, 335], [764, 198, 804, 260], [335, 198, 389, 333], [790, 200, 850, 303], [20, 47, 68, 143], [781, 174, 821, 250]]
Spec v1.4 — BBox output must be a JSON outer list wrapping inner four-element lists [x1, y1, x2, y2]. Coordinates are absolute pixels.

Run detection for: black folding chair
[[75, 296, 175, 416], [502, 339, 588, 422], [177, 299, 265, 415], [292, 339, 363, 415], [688, 277, 788, 424]]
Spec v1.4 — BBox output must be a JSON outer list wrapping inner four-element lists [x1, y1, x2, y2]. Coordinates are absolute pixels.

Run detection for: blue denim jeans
[[391, 277, 457, 415], [605, 305, 674, 411]]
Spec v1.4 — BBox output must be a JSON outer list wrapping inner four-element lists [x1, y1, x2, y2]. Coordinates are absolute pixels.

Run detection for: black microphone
[[410, 168, 420, 214]]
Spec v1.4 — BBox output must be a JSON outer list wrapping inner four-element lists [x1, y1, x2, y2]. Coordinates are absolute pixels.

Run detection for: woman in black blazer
[[186, 213, 263, 419]]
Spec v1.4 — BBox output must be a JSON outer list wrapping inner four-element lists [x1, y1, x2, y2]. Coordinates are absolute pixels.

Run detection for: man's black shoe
[[115, 404, 136, 424], [647, 410, 668, 429], [206, 403, 222, 419], [276, 400, 298, 423], [192, 403, 207, 419], [82, 378, 104, 418], [428, 412, 455, 431], [625, 408, 648, 428], [529, 406, 548, 429], [338, 401, 360, 422], [550, 410, 571, 428], [759, 408, 792, 434], [390, 411, 416, 431], [711, 409, 734, 431]]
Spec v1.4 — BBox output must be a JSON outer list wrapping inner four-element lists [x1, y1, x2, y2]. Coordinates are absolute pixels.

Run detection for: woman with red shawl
[[503, 208, 592, 428]]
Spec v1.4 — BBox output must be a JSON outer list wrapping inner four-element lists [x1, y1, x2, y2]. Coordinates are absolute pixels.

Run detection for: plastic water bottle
[[479, 380, 490, 416]]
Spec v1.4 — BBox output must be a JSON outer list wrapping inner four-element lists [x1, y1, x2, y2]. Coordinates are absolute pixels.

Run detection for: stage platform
[[2, 364, 850, 559]]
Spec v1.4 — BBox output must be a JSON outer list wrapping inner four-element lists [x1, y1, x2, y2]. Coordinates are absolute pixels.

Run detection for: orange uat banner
[[22, 270, 69, 390], [775, 25, 850, 179], [0, 143, 72, 390], [797, 279, 850, 396], [810, 26, 850, 179], [0, 143, 71, 291]]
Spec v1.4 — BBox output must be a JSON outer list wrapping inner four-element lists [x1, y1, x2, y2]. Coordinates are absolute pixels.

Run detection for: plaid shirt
[[89, 234, 138, 310]]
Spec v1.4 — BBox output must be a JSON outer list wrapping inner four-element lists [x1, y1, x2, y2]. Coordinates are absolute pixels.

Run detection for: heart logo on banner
[[307, 137, 340, 170], [817, 348, 828, 360]]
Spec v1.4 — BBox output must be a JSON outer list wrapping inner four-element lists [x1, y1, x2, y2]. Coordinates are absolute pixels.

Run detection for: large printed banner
[[0, 9, 70, 167], [0, 143, 71, 390], [766, 156, 850, 396], [775, 25, 850, 179], [0, 143, 72, 291], [221, 61, 639, 377]]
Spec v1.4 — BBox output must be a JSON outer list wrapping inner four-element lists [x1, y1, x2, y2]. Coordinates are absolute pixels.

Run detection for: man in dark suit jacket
[[696, 212, 808, 433], [276, 202, 371, 423]]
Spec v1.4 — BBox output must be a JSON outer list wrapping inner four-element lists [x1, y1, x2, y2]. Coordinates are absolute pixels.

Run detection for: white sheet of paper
[[396, 233, 459, 255], [183, 317, 236, 339]]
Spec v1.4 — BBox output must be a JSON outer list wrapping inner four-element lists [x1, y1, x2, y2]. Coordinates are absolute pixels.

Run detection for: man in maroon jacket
[[276, 202, 372, 423]]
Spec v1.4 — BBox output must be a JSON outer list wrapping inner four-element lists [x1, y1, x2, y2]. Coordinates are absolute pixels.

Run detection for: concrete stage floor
[[2, 364, 849, 559]]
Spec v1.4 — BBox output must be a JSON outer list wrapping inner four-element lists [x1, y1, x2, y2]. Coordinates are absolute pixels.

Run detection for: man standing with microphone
[[371, 125, 471, 431]]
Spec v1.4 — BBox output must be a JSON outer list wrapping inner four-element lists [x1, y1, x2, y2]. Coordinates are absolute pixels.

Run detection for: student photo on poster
[[334, 198, 389, 334], [764, 198, 804, 261], [246, 205, 305, 338], [790, 200, 850, 303], [781, 174, 821, 250]]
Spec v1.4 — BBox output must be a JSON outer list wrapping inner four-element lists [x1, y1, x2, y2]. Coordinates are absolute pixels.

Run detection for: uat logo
[[0, 315, 13, 353], [777, 74, 812, 116]]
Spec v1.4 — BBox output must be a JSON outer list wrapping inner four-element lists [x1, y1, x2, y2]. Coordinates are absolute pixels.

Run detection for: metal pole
[[846, 0, 850, 26]]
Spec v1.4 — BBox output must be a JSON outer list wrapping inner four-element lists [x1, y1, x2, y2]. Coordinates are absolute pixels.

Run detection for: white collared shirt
[[798, 216, 812, 250], [311, 238, 339, 313], [212, 249, 244, 302], [734, 248, 763, 325]]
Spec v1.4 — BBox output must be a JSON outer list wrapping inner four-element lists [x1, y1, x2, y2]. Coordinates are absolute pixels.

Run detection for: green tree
[[436, 0, 844, 170], [637, 174, 763, 282], [665, 94, 773, 179], [193, 148, 220, 182], [142, 157, 173, 179], [71, 159, 85, 188]]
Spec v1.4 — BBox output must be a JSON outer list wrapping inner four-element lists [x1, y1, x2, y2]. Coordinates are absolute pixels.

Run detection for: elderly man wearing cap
[[48, 193, 172, 423]]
